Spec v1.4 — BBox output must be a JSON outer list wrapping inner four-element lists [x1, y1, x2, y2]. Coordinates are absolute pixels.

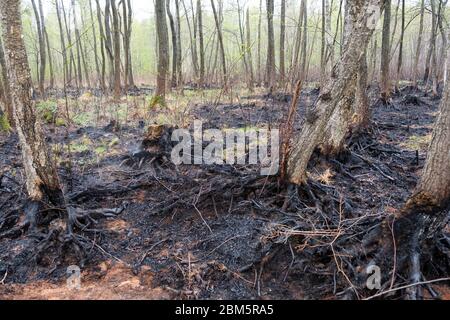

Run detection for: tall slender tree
[[380, 0, 391, 103], [155, 0, 169, 98], [265, 0, 275, 91]]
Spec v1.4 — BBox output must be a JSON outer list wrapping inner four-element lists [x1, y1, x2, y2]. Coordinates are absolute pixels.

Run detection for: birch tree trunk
[[0, 0, 64, 214]]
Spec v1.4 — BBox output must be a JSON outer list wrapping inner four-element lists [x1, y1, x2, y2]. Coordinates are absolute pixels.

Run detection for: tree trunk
[[287, 0, 385, 185], [246, 8, 254, 92], [197, 0, 205, 88], [412, 0, 424, 88], [300, 1, 308, 80], [126, 0, 135, 88], [55, 0, 69, 89], [324, 0, 334, 78], [61, 1, 77, 87], [77, 3, 91, 89], [90, 0, 103, 90], [292, 0, 305, 83], [257, 0, 262, 85], [95, 0, 107, 92], [0, 0, 63, 210], [211, 0, 227, 89], [380, 0, 391, 103], [104, 0, 115, 91], [279, 0, 286, 83], [167, 0, 178, 88], [395, 0, 405, 91], [175, 0, 182, 87], [424, 0, 437, 85], [0, 37, 13, 125], [390, 42, 450, 299], [31, 0, 46, 95], [265, 0, 275, 91], [71, 0, 83, 88], [155, 0, 169, 98], [110, 0, 121, 99]]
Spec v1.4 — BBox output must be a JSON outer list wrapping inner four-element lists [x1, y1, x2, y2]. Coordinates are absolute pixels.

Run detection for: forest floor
[[0, 85, 449, 300]]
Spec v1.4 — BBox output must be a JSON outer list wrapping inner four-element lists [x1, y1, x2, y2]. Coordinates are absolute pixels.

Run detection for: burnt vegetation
[[0, 0, 449, 300]]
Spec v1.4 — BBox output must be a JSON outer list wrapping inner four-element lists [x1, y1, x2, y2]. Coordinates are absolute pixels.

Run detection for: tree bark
[[279, 0, 286, 83], [287, 0, 385, 185], [412, 0, 424, 88], [197, 0, 205, 88], [395, 0, 405, 91], [55, 0, 69, 89], [390, 39, 450, 299], [380, 0, 391, 103], [211, 0, 227, 89], [0, 0, 63, 209], [155, 0, 169, 98], [95, 0, 107, 92], [104, 0, 115, 91], [31, 0, 46, 95], [110, 0, 121, 99], [167, 0, 178, 88], [90, 0, 103, 90], [246, 8, 254, 92], [0, 37, 13, 125], [265, 0, 275, 91]]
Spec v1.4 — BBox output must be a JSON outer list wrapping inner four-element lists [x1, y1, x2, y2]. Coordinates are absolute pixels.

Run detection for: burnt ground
[[0, 86, 449, 300]]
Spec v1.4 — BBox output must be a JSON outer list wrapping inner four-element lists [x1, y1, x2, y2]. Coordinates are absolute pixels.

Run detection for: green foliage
[[55, 118, 66, 127], [0, 114, 11, 132], [37, 101, 58, 124], [148, 95, 167, 110], [73, 112, 91, 126]]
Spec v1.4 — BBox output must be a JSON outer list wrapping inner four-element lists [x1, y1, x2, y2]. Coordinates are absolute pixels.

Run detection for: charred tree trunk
[[385, 48, 450, 299]]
